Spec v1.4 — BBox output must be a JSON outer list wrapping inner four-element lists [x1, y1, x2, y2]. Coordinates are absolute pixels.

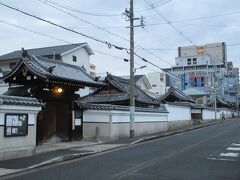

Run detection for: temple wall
[[83, 110, 168, 142]]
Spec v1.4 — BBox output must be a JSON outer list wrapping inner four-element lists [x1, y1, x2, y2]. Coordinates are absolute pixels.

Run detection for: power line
[[0, 19, 131, 67], [134, 0, 173, 12], [144, 0, 195, 46], [0, 1, 171, 74], [38, 0, 130, 43], [143, 0, 229, 66], [39, 0, 121, 17], [0, 19, 70, 44], [0, 1, 128, 52], [56, 10, 240, 30], [0, 18, 156, 75], [145, 43, 240, 51], [178, 22, 240, 28], [141, 28, 175, 66], [144, 10, 240, 26], [173, 10, 240, 23]]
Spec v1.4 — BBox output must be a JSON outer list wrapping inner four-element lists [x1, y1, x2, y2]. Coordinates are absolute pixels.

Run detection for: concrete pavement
[[0, 118, 236, 178]]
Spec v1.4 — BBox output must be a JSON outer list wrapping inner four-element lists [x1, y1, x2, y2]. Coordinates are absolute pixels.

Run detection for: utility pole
[[236, 81, 239, 118], [213, 64, 217, 120], [129, 0, 135, 138], [123, 0, 145, 138]]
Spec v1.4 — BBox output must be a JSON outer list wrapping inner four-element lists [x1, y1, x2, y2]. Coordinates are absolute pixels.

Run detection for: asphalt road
[[5, 119, 240, 180]]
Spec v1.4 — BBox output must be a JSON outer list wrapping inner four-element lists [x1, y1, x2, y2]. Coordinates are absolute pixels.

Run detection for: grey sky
[[0, 0, 239, 76]]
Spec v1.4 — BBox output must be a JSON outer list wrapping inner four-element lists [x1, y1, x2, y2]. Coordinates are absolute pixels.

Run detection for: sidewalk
[[0, 118, 236, 177]]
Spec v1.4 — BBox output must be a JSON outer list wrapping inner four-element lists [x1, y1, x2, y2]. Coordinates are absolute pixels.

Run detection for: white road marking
[[231, 143, 240, 147], [219, 152, 239, 157], [207, 157, 236, 162], [226, 147, 240, 151]]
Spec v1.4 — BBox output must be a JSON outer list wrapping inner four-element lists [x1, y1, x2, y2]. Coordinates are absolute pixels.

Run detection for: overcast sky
[[0, 0, 240, 76]]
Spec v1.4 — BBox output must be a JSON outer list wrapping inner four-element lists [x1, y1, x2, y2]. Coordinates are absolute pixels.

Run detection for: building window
[[229, 92, 235, 96], [187, 58, 192, 65], [4, 114, 28, 137], [193, 58, 197, 65], [152, 84, 157, 87], [10, 63, 16, 70], [72, 55, 77, 62]]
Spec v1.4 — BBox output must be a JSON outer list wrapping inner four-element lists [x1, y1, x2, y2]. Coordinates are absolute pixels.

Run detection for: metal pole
[[214, 87, 217, 120], [214, 64, 217, 120], [236, 82, 239, 118], [129, 0, 135, 138]]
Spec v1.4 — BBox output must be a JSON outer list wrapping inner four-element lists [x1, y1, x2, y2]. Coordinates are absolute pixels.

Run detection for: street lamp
[[134, 65, 147, 73]]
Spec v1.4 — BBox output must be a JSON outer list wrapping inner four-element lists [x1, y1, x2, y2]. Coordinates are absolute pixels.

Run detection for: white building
[[0, 43, 94, 96], [147, 72, 166, 97], [177, 42, 227, 65]]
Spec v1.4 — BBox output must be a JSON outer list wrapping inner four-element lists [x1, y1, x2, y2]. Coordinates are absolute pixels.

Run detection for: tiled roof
[[166, 101, 204, 109], [80, 74, 159, 105], [0, 43, 93, 61], [120, 75, 145, 82], [77, 102, 168, 113], [0, 95, 41, 106], [80, 93, 129, 103], [208, 96, 230, 108], [159, 86, 195, 103], [2, 54, 104, 87]]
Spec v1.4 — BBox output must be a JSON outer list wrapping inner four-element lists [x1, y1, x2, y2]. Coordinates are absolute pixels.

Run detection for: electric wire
[[38, 0, 130, 42], [39, 0, 121, 17], [0, 1, 128, 52], [0, 19, 156, 75]]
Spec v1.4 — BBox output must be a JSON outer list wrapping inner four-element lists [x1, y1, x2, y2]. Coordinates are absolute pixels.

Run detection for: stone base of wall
[[83, 121, 168, 142], [168, 120, 193, 131], [0, 146, 36, 161]]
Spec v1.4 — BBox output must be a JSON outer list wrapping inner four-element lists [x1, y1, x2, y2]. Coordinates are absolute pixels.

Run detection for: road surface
[[5, 119, 240, 180]]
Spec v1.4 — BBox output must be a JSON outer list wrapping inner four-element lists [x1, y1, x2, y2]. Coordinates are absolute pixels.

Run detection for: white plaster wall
[[61, 48, 90, 72], [83, 110, 168, 123], [218, 109, 233, 119], [165, 104, 191, 121], [83, 110, 168, 141], [0, 105, 41, 160], [202, 109, 216, 120], [0, 126, 36, 150]]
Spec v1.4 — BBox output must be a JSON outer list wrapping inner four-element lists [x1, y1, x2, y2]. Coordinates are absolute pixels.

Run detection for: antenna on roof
[[21, 48, 28, 58]]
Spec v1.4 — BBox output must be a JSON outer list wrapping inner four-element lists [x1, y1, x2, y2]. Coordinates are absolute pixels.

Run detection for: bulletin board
[[4, 114, 28, 137]]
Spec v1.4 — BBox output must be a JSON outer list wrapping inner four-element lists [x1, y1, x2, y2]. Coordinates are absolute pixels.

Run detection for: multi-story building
[[147, 72, 166, 97], [164, 42, 239, 105]]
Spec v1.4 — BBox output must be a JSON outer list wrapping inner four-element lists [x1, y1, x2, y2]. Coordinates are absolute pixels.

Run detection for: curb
[[131, 119, 234, 144]]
